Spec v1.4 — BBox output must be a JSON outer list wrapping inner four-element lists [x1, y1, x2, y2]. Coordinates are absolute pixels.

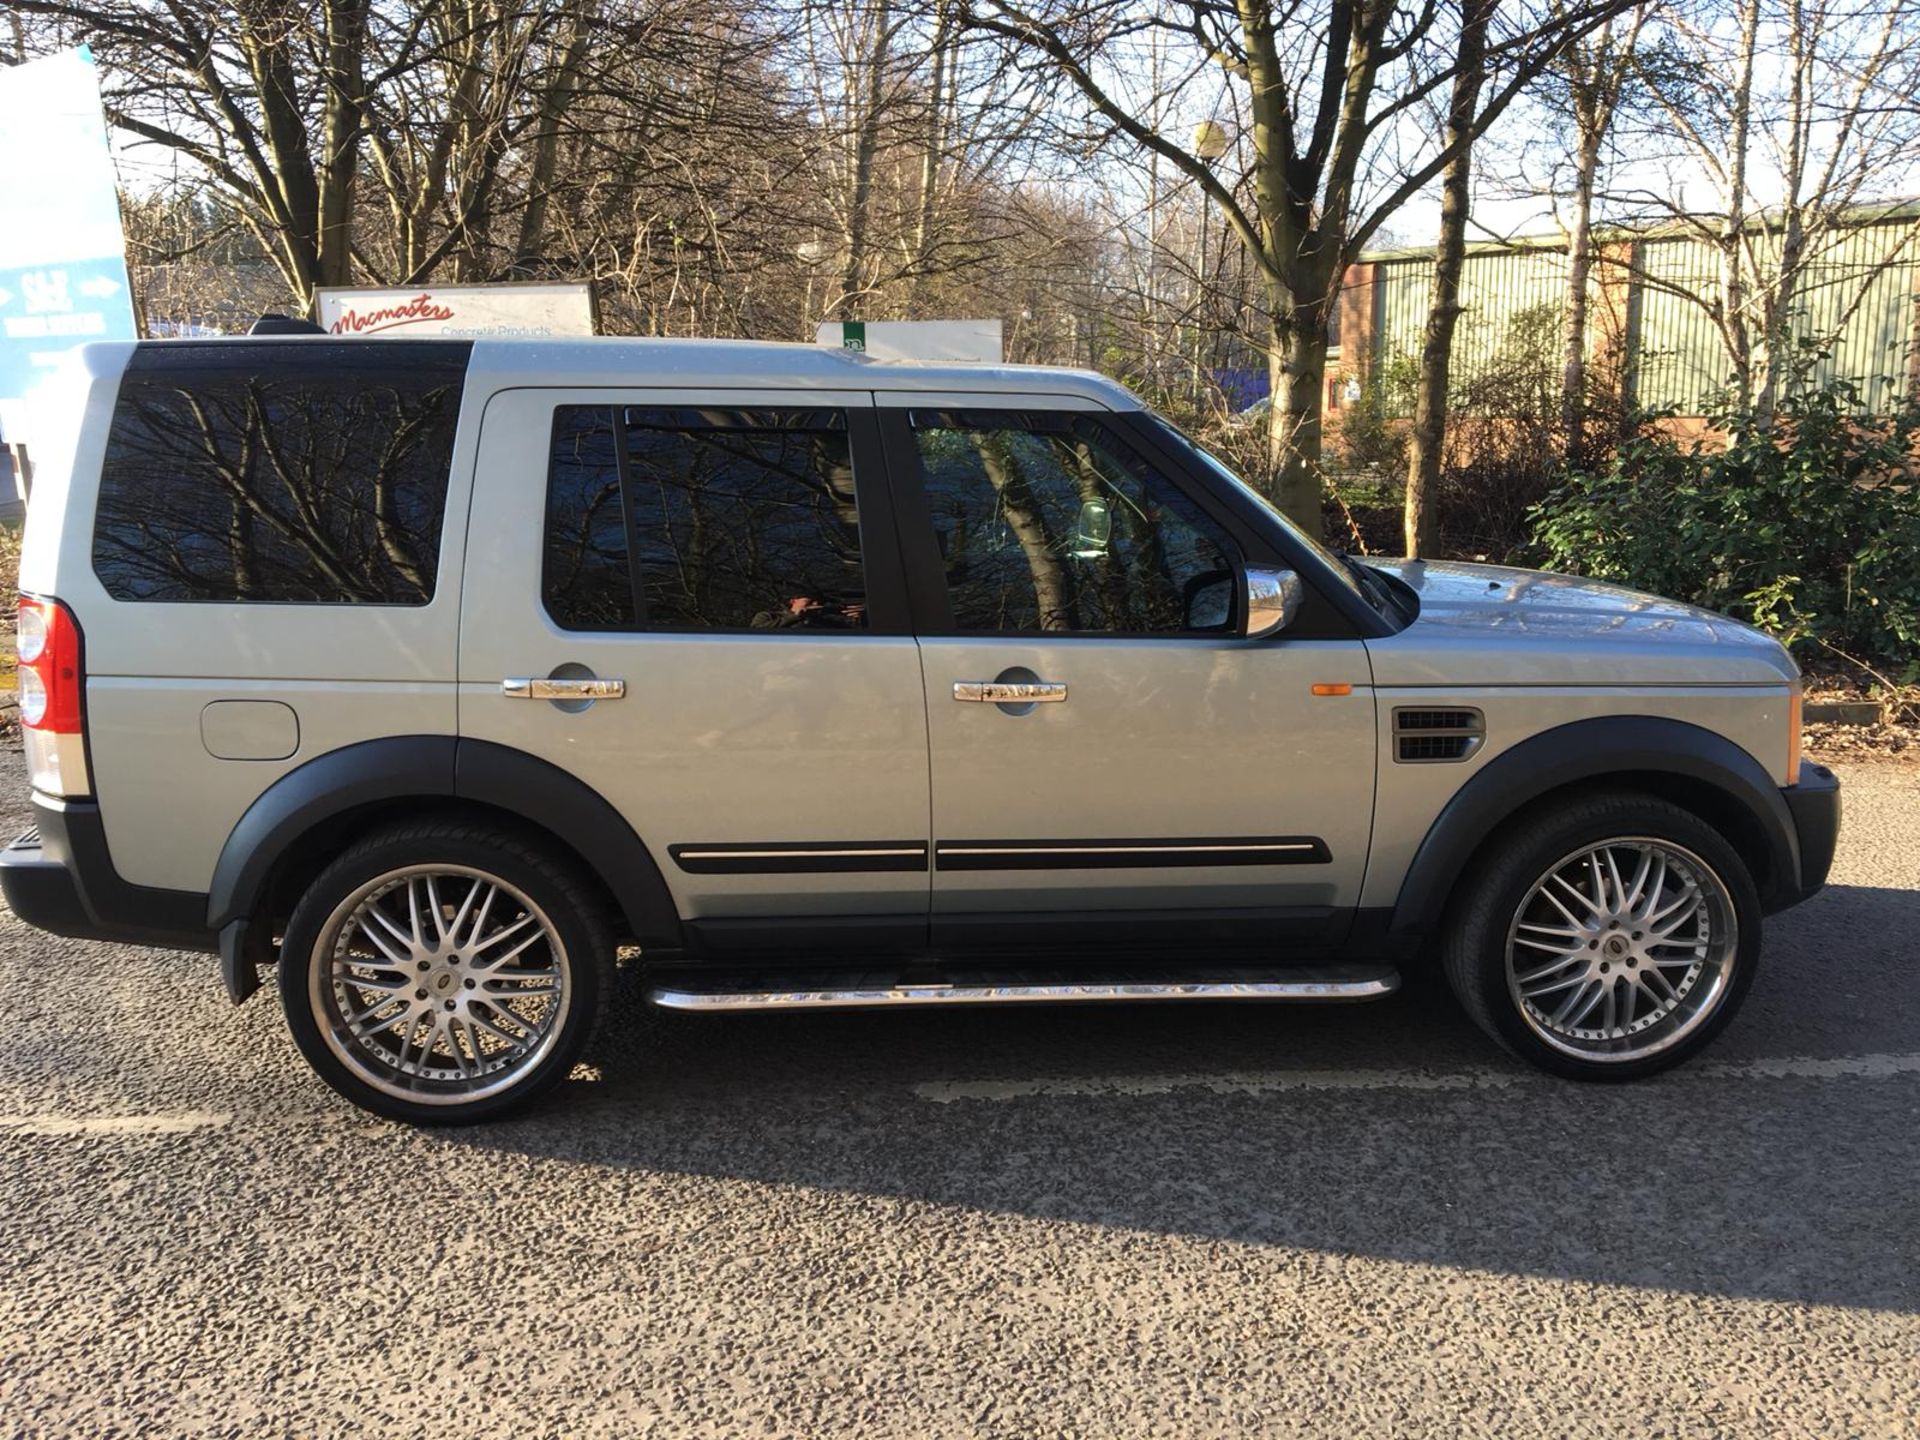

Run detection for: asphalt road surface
[[1, 755, 1917, 1438]]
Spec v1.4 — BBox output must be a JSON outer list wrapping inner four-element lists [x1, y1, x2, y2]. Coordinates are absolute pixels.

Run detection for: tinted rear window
[[542, 404, 867, 631], [92, 341, 469, 604]]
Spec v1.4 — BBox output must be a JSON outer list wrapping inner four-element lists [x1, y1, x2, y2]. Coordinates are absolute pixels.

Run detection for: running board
[[647, 966, 1399, 1013]]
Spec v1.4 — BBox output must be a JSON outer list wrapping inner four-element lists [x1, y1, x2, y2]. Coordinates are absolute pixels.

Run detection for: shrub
[[1436, 306, 1583, 558], [1331, 307, 1633, 560], [1530, 382, 1920, 670], [1329, 352, 1415, 478]]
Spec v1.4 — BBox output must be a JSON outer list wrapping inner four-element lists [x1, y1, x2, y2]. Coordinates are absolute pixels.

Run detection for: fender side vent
[[1394, 707, 1485, 763]]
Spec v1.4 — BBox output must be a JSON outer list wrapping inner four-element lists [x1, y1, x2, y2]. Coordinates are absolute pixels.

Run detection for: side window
[[91, 341, 467, 604], [543, 408, 634, 629], [543, 405, 867, 632], [912, 411, 1237, 634]]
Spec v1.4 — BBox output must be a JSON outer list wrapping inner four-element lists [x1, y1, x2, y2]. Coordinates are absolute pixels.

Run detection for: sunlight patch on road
[[913, 1052, 1920, 1104], [0, 1111, 232, 1137]]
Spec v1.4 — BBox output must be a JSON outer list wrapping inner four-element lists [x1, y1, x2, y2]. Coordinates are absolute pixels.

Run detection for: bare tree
[[11, 0, 399, 307], [808, 0, 906, 318], [1627, 0, 1920, 420], [1551, 1, 1651, 460], [1403, 0, 1493, 558], [962, 0, 1635, 529], [15, 0, 798, 317]]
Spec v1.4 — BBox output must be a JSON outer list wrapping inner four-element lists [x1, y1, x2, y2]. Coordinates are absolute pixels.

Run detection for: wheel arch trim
[[207, 734, 682, 951], [1386, 715, 1799, 939]]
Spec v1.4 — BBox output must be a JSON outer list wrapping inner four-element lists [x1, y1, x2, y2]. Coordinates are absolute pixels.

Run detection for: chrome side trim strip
[[648, 975, 1399, 1012], [675, 848, 924, 861], [934, 836, 1333, 870], [669, 841, 930, 875], [943, 843, 1319, 857], [670, 838, 1331, 874]]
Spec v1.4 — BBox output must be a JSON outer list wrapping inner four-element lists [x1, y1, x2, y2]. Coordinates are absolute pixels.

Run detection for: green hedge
[[1530, 383, 1920, 673]]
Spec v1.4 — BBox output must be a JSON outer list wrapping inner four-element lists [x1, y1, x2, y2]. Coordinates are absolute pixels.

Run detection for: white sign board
[[316, 283, 596, 339], [0, 49, 138, 445], [815, 319, 1003, 363]]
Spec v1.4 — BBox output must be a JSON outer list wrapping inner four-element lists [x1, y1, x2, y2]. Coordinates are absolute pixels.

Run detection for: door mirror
[[1245, 567, 1303, 639], [1071, 497, 1112, 558], [1182, 569, 1235, 630]]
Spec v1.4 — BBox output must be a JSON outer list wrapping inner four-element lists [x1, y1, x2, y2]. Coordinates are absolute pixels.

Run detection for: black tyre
[[278, 821, 610, 1123], [1442, 792, 1760, 1081]]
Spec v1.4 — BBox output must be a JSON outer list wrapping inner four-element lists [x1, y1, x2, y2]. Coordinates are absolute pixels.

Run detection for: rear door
[[878, 397, 1376, 950], [458, 388, 931, 950]]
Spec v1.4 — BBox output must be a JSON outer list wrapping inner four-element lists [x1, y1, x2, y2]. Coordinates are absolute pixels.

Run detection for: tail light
[[18, 595, 90, 797]]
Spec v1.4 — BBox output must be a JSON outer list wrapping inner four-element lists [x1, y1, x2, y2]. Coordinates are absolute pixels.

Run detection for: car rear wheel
[[1442, 793, 1760, 1080], [278, 822, 610, 1123]]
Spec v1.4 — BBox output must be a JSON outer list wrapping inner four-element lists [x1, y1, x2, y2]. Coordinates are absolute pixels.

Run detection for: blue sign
[[0, 49, 138, 434], [0, 255, 136, 403]]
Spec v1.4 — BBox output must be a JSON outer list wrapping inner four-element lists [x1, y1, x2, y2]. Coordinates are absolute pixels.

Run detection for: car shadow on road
[[445, 884, 1920, 1314]]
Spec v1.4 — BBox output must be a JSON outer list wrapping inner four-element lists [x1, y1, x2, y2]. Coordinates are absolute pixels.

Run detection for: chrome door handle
[[953, 681, 1067, 704], [503, 677, 627, 700]]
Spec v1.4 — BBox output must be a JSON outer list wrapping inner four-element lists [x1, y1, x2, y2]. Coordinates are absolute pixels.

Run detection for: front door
[[879, 399, 1376, 950], [459, 388, 930, 948]]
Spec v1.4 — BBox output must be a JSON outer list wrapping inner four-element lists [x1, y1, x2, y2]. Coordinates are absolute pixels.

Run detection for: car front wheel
[[1443, 793, 1761, 1080], [278, 822, 609, 1123]]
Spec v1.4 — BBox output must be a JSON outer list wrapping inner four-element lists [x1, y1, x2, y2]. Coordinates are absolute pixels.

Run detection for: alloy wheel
[[308, 865, 572, 1105], [1504, 836, 1738, 1062]]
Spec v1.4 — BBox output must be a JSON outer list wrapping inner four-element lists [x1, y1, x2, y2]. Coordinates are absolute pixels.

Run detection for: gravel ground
[[0, 755, 1916, 1438]]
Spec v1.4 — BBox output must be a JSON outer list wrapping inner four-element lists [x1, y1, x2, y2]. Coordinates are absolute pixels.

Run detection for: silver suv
[[1, 336, 1840, 1122]]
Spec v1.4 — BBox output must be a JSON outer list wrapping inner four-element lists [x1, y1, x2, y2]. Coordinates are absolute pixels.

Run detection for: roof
[[103, 333, 1145, 409], [457, 336, 1146, 408]]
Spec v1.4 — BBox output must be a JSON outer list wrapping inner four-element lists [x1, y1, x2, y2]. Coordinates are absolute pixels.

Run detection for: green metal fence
[[1366, 217, 1920, 416]]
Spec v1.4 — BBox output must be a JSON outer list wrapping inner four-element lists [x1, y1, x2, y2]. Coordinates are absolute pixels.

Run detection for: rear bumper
[[0, 795, 213, 952], [1777, 762, 1841, 908]]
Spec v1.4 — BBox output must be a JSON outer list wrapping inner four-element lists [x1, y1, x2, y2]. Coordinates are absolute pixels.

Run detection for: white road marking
[[0, 1111, 231, 1137], [916, 1069, 1522, 1103], [1698, 1052, 1920, 1082], [4, 1054, 1915, 1127], [912, 1052, 1920, 1104]]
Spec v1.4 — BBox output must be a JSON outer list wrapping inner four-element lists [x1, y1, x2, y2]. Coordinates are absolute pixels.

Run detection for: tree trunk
[[1268, 296, 1329, 534], [1402, 0, 1491, 559], [831, 0, 893, 321], [1558, 4, 1647, 462], [904, 0, 951, 315], [1754, 14, 1815, 425], [241, 21, 326, 307], [1562, 125, 1602, 465], [1907, 284, 1920, 406], [1753, 207, 1805, 422], [314, 0, 368, 296], [1721, 0, 1762, 416], [513, 12, 589, 272]]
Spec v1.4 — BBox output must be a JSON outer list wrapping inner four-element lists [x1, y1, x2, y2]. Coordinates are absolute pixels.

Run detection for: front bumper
[[1778, 761, 1841, 906], [0, 795, 212, 952]]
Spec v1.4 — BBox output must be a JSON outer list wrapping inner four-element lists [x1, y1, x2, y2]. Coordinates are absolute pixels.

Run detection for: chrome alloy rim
[[309, 865, 571, 1105], [1505, 837, 1737, 1062]]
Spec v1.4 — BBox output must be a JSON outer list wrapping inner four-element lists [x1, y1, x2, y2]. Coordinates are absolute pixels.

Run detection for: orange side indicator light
[[1310, 683, 1353, 697]]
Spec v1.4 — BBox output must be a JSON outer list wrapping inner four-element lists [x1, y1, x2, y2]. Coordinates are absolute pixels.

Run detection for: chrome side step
[[647, 967, 1399, 1013]]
